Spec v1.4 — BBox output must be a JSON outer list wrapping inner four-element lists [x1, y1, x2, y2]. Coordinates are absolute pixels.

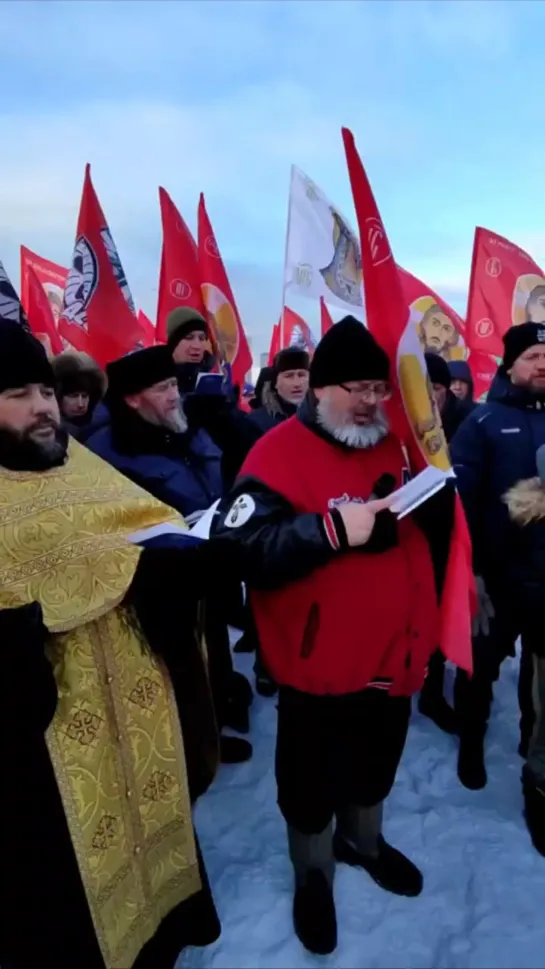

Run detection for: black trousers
[[454, 592, 535, 742], [276, 686, 411, 834]]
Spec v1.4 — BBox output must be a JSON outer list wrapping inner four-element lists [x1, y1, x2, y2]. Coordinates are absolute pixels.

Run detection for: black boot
[[256, 670, 278, 698], [457, 731, 487, 790], [222, 672, 253, 734], [288, 825, 337, 955], [418, 651, 457, 735], [523, 776, 545, 857], [293, 870, 337, 955], [334, 832, 423, 897], [219, 735, 252, 764]]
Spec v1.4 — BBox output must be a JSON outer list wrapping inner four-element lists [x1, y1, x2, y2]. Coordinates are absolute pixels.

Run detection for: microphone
[[537, 444, 545, 485], [369, 473, 397, 501]]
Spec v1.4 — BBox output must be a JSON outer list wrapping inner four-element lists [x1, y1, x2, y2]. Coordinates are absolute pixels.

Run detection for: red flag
[[342, 127, 473, 674], [198, 194, 252, 388], [281, 307, 316, 355], [25, 265, 63, 354], [156, 187, 208, 344], [59, 164, 144, 366], [397, 265, 495, 400], [136, 310, 156, 347], [268, 323, 280, 366], [466, 227, 544, 359], [20, 246, 68, 331], [320, 297, 334, 337]]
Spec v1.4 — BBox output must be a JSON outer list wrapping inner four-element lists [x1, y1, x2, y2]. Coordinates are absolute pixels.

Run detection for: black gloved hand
[[363, 473, 399, 554]]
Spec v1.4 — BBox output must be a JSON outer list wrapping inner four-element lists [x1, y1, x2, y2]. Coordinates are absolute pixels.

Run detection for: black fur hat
[[106, 346, 176, 398], [0, 321, 54, 393]]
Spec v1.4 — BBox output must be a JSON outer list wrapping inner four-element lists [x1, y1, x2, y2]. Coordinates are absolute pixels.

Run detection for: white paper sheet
[[389, 465, 454, 519]]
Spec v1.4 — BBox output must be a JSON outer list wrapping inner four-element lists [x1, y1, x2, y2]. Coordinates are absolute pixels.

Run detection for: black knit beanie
[[166, 307, 208, 351], [425, 352, 451, 389], [502, 322, 545, 370], [0, 321, 54, 393], [309, 316, 389, 389], [106, 346, 176, 399]]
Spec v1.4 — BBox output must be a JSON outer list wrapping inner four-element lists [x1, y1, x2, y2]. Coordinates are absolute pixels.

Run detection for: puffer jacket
[[450, 374, 545, 581], [247, 381, 298, 436], [86, 403, 223, 519]]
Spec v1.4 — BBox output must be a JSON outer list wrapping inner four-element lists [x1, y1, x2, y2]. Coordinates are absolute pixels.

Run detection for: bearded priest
[[0, 322, 222, 969]]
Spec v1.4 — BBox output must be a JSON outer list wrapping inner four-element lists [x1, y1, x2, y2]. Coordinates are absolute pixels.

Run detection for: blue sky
[[0, 0, 543, 359]]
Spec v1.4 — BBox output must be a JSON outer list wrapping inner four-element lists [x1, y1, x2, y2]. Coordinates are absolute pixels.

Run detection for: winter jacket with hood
[[247, 380, 298, 436], [450, 370, 545, 583], [52, 352, 106, 441]]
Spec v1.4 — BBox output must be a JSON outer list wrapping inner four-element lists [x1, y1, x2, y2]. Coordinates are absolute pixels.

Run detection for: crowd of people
[[1, 308, 543, 968]]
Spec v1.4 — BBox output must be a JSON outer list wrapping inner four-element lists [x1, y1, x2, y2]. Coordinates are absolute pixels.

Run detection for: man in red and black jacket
[[212, 318, 445, 956]]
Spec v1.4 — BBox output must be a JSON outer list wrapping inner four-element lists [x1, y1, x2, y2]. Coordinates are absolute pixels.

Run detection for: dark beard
[[0, 426, 69, 471]]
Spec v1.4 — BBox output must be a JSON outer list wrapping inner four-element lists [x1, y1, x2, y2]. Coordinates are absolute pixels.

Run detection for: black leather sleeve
[[211, 476, 345, 590]]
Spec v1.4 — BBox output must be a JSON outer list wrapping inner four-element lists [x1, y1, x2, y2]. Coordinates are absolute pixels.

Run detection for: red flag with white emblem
[[59, 165, 144, 366], [281, 306, 316, 354], [25, 265, 63, 354], [466, 227, 544, 359], [156, 188, 208, 344], [198, 194, 252, 389], [342, 126, 473, 674]]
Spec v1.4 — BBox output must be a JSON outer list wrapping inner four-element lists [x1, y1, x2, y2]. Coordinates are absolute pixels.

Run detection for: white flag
[[284, 166, 364, 313]]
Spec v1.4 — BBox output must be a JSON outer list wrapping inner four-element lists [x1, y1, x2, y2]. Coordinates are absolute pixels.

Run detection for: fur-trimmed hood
[[52, 351, 107, 400], [504, 478, 545, 526], [261, 380, 287, 419]]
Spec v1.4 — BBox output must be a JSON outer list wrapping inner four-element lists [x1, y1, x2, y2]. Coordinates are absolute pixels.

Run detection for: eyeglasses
[[339, 382, 392, 402]]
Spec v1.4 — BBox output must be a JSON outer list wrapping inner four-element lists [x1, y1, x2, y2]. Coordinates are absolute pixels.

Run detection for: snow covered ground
[[179, 651, 544, 969]]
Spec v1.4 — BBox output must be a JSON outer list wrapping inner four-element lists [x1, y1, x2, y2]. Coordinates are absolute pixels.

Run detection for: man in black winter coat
[[87, 345, 253, 765], [450, 322, 545, 792], [503, 444, 545, 856], [167, 307, 261, 490], [248, 347, 310, 436]]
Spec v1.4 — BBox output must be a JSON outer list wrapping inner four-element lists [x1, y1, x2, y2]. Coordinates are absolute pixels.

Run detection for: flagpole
[[280, 164, 295, 350]]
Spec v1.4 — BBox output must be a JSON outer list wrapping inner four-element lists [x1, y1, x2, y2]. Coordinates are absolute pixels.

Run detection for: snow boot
[[223, 672, 253, 735], [334, 804, 422, 897], [288, 825, 337, 955], [293, 870, 337, 955], [523, 776, 545, 857], [219, 735, 252, 764], [418, 654, 457, 735], [457, 731, 487, 790]]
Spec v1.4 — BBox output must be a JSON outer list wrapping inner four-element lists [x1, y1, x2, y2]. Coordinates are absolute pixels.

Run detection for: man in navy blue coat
[[87, 345, 253, 765], [450, 322, 545, 791]]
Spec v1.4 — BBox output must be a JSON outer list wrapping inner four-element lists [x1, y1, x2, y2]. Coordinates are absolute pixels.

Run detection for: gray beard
[[316, 400, 389, 449], [163, 406, 188, 434]]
